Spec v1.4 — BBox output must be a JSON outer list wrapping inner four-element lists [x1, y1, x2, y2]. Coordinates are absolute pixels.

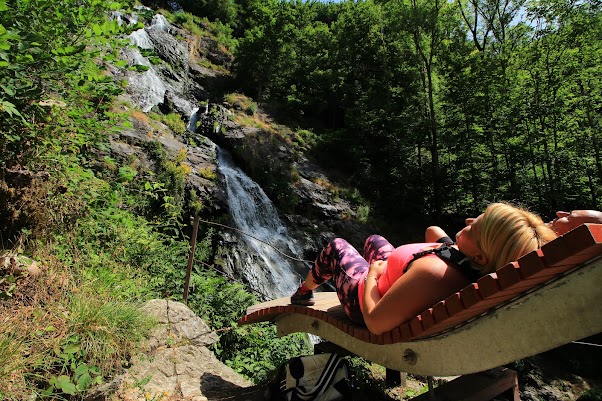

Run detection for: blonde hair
[[476, 202, 557, 274]]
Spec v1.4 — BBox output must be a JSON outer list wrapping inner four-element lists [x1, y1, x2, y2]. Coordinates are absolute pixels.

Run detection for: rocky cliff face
[[106, 7, 375, 296]]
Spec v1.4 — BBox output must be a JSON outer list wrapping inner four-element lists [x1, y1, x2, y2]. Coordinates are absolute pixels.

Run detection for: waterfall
[[129, 29, 153, 49], [150, 14, 171, 32], [120, 9, 307, 301], [126, 49, 166, 112], [218, 149, 305, 300], [187, 107, 199, 132]]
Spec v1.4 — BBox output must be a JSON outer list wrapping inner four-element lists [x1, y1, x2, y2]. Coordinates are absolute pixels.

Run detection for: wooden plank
[[459, 284, 481, 308], [444, 293, 465, 316], [420, 309, 435, 330], [475, 273, 500, 299], [496, 262, 521, 289], [432, 302, 449, 324], [400, 323, 412, 341]]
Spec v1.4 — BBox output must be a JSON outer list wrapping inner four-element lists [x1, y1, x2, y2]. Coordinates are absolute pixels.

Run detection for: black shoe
[[291, 287, 315, 306]]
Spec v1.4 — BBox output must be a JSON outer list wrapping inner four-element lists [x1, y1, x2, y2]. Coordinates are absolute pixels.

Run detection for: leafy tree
[[176, 0, 237, 24], [0, 0, 130, 169]]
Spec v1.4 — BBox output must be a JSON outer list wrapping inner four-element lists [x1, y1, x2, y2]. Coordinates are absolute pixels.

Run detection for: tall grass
[[67, 292, 155, 373], [0, 334, 24, 394]]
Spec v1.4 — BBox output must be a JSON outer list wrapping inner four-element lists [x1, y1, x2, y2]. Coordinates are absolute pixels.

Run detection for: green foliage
[[142, 142, 192, 235], [232, 0, 602, 221], [198, 167, 217, 181], [54, 204, 188, 300], [224, 92, 258, 115], [293, 129, 318, 152], [45, 337, 103, 396], [356, 204, 370, 223], [578, 388, 602, 401], [216, 323, 312, 383], [0, 273, 17, 299], [149, 112, 188, 135], [0, 0, 132, 169], [176, 0, 237, 25], [66, 293, 154, 370]]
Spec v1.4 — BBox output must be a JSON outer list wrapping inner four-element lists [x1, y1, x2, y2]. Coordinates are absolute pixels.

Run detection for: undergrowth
[[0, 1, 364, 399]]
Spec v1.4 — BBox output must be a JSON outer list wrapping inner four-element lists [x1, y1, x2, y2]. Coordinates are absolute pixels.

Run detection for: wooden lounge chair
[[238, 223, 602, 398]]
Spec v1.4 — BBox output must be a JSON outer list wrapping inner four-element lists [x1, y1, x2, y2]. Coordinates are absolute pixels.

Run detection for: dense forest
[[0, 0, 601, 398], [181, 0, 602, 220], [2, 0, 601, 221]]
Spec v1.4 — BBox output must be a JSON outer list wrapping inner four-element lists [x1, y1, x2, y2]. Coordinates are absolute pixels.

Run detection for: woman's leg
[[363, 235, 395, 264], [309, 238, 369, 324], [294, 236, 393, 323]]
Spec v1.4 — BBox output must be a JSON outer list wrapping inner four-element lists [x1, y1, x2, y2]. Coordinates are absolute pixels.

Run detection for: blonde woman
[[291, 203, 557, 335]]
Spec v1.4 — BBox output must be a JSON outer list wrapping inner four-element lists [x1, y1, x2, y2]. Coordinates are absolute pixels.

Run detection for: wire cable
[[198, 218, 314, 264]]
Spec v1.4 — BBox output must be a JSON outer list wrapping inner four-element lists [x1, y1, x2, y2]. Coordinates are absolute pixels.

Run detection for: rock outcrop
[[88, 300, 262, 401]]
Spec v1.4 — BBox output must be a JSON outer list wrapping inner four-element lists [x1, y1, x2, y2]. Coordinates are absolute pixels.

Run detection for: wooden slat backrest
[[238, 223, 602, 344]]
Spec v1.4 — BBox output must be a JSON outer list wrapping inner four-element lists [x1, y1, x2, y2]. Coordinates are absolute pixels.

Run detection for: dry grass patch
[[0, 256, 72, 396], [129, 109, 150, 125], [232, 113, 277, 135], [0, 250, 155, 398]]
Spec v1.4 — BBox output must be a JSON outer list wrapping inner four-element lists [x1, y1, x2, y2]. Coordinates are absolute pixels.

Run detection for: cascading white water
[[150, 14, 171, 32], [218, 150, 306, 299], [129, 29, 153, 49], [126, 49, 166, 112], [187, 107, 199, 132]]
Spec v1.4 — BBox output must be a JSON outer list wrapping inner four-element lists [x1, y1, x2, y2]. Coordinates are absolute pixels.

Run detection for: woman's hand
[[369, 260, 386, 278]]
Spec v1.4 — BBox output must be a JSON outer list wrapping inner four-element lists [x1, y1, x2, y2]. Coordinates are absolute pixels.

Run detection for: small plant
[[118, 165, 138, 183], [148, 56, 163, 65], [198, 167, 217, 181], [293, 129, 318, 151], [130, 64, 150, 73], [44, 336, 103, 396], [224, 93, 258, 115], [356, 204, 371, 223], [149, 112, 187, 135]]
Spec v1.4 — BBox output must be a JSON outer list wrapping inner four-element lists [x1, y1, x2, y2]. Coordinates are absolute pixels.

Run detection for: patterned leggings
[[311, 235, 395, 324]]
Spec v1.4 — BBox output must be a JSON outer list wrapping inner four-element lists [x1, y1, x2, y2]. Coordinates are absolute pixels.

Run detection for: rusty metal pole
[[183, 213, 200, 304]]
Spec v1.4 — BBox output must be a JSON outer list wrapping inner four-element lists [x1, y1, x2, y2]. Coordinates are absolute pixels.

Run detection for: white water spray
[[218, 150, 305, 299]]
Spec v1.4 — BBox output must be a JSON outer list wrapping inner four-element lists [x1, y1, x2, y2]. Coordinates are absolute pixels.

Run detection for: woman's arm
[[362, 260, 386, 322], [362, 257, 470, 335]]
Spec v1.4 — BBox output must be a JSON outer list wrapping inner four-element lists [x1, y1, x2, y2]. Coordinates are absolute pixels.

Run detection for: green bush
[[578, 388, 602, 401], [0, 0, 131, 169], [216, 323, 312, 383], [150, 112, 188, 136]]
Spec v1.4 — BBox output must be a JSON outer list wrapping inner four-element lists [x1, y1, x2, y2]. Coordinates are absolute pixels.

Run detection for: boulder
[[87, 300, 259, 401]]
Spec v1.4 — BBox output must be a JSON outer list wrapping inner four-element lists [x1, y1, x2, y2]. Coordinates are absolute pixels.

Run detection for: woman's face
[[456, 213, 485, 263]]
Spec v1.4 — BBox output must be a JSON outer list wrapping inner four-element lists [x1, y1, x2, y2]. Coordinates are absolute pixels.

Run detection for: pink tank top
[[358, 243, 441, 314]]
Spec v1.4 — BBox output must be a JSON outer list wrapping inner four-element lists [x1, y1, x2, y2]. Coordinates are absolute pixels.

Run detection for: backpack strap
[[287, 353, 346, 401], [405, 244, 483, 282]]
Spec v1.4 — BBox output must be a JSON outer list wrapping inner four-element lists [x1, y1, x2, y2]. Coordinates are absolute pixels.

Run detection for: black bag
[[269, 353, 353, 401]]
